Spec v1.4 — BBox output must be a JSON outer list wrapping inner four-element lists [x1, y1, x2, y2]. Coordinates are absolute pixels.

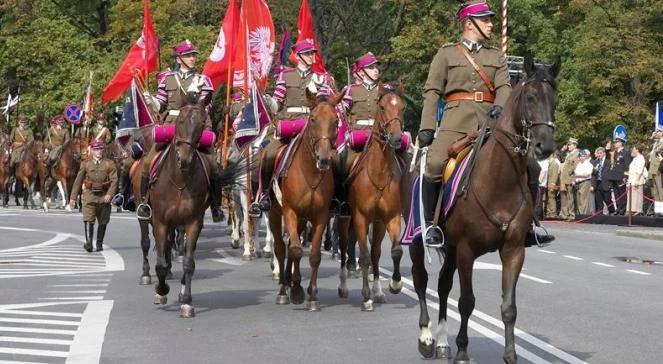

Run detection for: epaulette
[[483, 44, 499, 50], [279, 66, 296, 74], [441, 43, 457, 48]]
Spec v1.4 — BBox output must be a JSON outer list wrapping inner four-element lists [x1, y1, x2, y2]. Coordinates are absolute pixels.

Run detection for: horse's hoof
[[272, 272, 280, 281], [275, 294, 290, 305], [331, 252, 338, 260], [418, 339, 436, 359], [306, 300, 320, 312], [262, 251, 272, 259], [175, 255, 184, 263], [153, 294, 167, 305], [361, 299, 374, 312], [179, 304, 195, 318], [373, 294, 385, 304], [436, 346, 451, 359], [231, 239, 240, 249], [140, 275, 152, 285], [242, 254, 253, 261], [368, 274, 375, 283], [388, 278, 403, 294], [338, 287, 349, 299], [65, 205, 72, 213], [453, 359, 471, 364], [290, 286, 305, 305]]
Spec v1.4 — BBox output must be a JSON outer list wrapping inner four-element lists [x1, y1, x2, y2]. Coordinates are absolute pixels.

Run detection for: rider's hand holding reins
[[417, 129, 435, 147]]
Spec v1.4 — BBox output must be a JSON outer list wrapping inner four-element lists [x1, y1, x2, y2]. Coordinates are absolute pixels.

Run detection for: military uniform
[[545, 154, 561, 219], [9, 125, 33, 166], [647, 136, 663, 201], [559, 147, 579, 220], [70, 141, 118, 252], [46, 123, 70, 163]]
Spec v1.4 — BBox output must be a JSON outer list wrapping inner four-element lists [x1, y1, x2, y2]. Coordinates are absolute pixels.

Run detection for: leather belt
[[286, 106, 310, 113], [168, 110, 180, 116], [446, 91, 495, 103], [356, 119, 375, 126]]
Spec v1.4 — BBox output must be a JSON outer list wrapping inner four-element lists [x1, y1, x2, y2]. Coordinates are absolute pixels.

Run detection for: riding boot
[[136, 175, 151, 220], [209, 177, 224, 223], [525, 158, 555, 247], [524, 226, 555, 247], [249, 157, 274, 217], [111, 169, 129, 207], [422, 178, 444, 248], [96, 224, 107, 252], [83, 222, 94, 252]]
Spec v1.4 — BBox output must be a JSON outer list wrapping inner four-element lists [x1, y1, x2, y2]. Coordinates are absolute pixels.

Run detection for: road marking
[[626, 269, 651, 276], [50, 284, 109, 288], [0, 226, 38, 232], [0, 326, 77, 335], [40, 297, 104, 301], [0, 233, 70, 253], [0, 347, 69, 358], [0, 310, 82, 318], [474, 262, 552, 284], [563, 255, 584, 261], [66, 300, 113, 364], [537, 249, 556, 254], [592, 262, 615, 268], [0, 317, 79, 326], [46, 290, 107, 294], [208, 249, 247, 266], [0, 336, 73, 346]]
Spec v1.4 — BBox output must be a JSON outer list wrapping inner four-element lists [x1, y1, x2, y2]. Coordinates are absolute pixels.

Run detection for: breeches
[[425, 130, 466, 181], [83, 199, 111, 224]]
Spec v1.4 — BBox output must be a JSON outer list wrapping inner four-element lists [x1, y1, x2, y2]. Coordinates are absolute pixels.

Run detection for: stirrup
[[136, 203, 152, 221], [111, 193, 124, 208], [533, 224, 554, 248], [248, 202, 263, 218], [422, 225, 446, 265]]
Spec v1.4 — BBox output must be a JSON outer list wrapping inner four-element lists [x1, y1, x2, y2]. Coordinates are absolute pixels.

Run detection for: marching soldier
[[45, 116, 70, 181], [8, 116, 34, 202], [70, 140, 118, 252], [248, 40, 333, 216], [417, 0, 553, 248], [559, 138, 579, 220], [137, 39, 223, 222]]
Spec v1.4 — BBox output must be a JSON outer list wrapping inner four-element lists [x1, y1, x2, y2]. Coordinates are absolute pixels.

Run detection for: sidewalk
[[616, 227, 663, 241]]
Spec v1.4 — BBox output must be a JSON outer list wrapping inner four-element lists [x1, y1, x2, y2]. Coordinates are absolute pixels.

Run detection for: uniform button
[[472, 88, 477, 91], [472, 72, 476, 76], [472, 79, 476, 83]]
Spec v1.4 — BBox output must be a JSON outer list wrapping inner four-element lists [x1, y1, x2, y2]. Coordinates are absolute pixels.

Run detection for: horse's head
[[305, 90, 343, 171], [174, 104, 205, 171], [375, 83, 406, 150], [515, 54, 559, 160]]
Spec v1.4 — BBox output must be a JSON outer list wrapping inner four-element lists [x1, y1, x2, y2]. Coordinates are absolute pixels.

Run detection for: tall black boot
[[209, 177, 224, 223], [96, 224, 107, 252], [111, 169, 129, 207], [249, 156, 274, 217], [136, 175, 151, 220], [422, 178, 444, 247], [83, 222, 94, 252], [525, 159, 555, 247]]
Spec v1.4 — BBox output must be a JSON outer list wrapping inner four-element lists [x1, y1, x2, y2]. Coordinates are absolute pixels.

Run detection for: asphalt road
[[0, 206, 661, 364]]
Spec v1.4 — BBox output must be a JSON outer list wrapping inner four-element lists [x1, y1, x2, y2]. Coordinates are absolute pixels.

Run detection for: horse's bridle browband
[[373, 92, 404, 149]]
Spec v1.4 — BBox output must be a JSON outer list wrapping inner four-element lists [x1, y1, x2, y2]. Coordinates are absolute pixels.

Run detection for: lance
[[501, 0, 508, 55]]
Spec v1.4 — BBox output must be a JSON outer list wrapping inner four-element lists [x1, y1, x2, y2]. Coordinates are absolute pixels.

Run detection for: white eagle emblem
[[209, 29, 226, 62], [248, 26, 274, 80]]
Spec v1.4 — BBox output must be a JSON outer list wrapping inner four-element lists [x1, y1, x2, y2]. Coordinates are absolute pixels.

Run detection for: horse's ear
[[524, 51, 535, 76], [550, 55, 562, 79], [331, 91, 344, 106], [397, 82, 405, 95], [305, 89, 317, 109]]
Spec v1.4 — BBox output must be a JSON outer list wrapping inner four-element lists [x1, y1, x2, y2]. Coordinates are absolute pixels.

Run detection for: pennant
[[102, 0, 158, 104], [202, 0, 240, 90], [289, 0, 326, 74], [233, 0, 275, 91], [116, 79, 156, 138], [232, 84, 271, 148], [1, 93, 20, 121]]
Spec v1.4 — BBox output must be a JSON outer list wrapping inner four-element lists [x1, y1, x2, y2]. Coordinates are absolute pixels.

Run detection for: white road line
[[0, 326, 76, 335], [592, 262, 615, 268], [0, 226, 38, 232], [0, 359, 50, 364], [49, 284, 108, 288], [563, 255, 584, 261], [0, 310, 82, 318], [474, 262, 552, 284], [0, 347, 69, 358], [0, 336, 73, 346], [66, 300, 113, 364], [537, 249, 556, 254], [0, 317, 79, 326], [39, 297, 104, 301], [0, 234, 71, 253], [7, 260, 106, 267], [208, 249, 247, 266], [46, 290, 106, 294], [626, 269, 651, 276]]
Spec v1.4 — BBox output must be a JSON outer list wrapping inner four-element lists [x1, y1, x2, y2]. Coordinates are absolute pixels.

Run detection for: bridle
[[302, 102, 336, 167], [372, 91, 404, 151]]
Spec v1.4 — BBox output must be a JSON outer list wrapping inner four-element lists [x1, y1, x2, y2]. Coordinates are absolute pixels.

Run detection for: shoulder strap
[[455, 44, 495, 93]]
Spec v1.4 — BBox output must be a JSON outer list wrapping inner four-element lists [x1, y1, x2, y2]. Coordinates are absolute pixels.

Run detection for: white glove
[[263, 94, 279, 114]]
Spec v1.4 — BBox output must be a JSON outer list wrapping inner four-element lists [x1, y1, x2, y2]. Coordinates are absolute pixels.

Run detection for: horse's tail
[[217, 148, 253, 190]]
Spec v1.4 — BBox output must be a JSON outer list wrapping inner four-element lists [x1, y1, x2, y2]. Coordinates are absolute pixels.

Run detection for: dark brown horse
[[1, 139, 10, 207], [45, 138, 80, 211], [269, 91, 342, 310], [337, 84, 408, 311], [410, 58, 558, 363], [17, 140, 46, 209]]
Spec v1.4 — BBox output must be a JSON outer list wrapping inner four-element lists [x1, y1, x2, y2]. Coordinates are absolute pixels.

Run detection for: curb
[[616, 228, 663, 241]]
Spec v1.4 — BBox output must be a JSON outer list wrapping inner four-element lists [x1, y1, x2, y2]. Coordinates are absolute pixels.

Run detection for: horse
[[269, 91, 342, 311], [150, 100, 244, 317], [410, 57, 558, 363], [16, 140, 46, 209], [44, 138, 80, 212], [0, 139, 10, 207], [337, 84, 408, 311]]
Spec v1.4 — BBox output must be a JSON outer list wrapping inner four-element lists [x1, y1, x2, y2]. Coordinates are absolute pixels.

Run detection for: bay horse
[[16, 140, 46, 209], [337, 84, 408, 311], [45, 138, 80, 212], [1, 139, 10, 207], [269, 91, 342, 310], [410, 58, 558, 363]]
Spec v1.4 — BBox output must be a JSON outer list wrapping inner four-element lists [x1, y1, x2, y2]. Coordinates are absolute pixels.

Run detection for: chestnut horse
[[337, 84, 408, 311], [269, 91, 342, 310], [1, 139, 10, 207], [45, 138, 80, 212], [16, 140, 45, 209], [410, 58, 558, 363]]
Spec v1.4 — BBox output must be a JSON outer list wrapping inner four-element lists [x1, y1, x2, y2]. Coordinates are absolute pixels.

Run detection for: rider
[[248, 40, 334, 217], [45, 115, 71, 183], [136, 39, 224, 222], [417, 0, 554, 249], [76, 113, 111, 157], [8, 115, 34, 185], [70, 140, 118, 252]]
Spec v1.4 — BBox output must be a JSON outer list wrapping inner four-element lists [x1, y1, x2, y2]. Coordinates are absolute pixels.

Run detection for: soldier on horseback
[[45, 116, 70, 183], [7, 115, 33, 200], [417, 0, 553, 249], [137, 39, 224, 222], [248, 40, 333, 217]]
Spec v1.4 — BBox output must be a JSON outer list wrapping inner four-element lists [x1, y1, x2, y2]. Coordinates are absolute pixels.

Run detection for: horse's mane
[[378, 83, 404, 99]]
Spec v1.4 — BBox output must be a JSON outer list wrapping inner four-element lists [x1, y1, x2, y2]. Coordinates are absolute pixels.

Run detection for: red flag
[[202, 0, 240, 90], [232, 0, 275, 91], [102, 0, 158, 104], [289, 0, 326, 73]]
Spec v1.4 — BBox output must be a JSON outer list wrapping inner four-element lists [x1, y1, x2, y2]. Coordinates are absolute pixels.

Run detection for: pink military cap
[[355, 53, 380, 70], [90, 140, 105, 150], [457, 1, 496, 22], [173, 40, 198, 57], [232, 91, 242, 101], [50, 116, 65, 125], [292, 40, 317, 54]]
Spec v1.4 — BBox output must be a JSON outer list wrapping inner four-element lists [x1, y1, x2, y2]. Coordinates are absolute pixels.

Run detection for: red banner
[[294, 0, 326, 74], [202, 0, 240, 90], [232, 0, 275, 91]]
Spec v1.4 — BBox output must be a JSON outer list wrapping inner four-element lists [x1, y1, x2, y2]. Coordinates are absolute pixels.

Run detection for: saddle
[[442, 131, 478, 184]]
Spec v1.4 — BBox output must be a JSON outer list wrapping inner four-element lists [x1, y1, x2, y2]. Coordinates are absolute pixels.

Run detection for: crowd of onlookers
[[536, 130, 663, 220]]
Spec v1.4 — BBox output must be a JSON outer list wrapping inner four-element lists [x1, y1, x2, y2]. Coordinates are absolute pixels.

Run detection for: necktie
[[598, 159, 603, 180]]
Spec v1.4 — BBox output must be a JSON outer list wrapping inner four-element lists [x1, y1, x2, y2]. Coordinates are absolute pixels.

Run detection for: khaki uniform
[[647, 139, 663, 201], [559, 149, 579, 219], [420, 42, 511, 181], [9, 127, 34, 164], [71, 158, 118, 223], [545, 157, 561, 218], [46, 126, 70, 161]]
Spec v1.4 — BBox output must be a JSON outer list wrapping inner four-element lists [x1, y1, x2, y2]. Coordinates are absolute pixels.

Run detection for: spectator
[[574, 149, 593, 214], [627, 144, 647, 215], [606, 137, 630, 214], [592, 146, 613, 214], [646, 129, 663, 201], [560, 138, 579, 221], [545, 151, 561, 219], [536, 157, 548, 219]]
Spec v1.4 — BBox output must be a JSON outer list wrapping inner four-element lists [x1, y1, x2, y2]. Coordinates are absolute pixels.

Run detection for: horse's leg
[[56, 180, 65, 209], [153, 222, 170, 305], [174, 226, 185, 262], [139, 220, 152, 285], [231, 188, 243, 249], [454, 244, 476, 364], [337, 217, 350, 299], [306, 216, 326, 311], [500, 243, 525, 364], [347, 227, 359, 278], [166, 231, 175, 279], [410, 241, 434, 359], [353, 212, 372, 311], [21, 177, 29, 209], [262, 214, 274, 259], [330, 216, 340, 259], [386, 215, 404, 294], [242, 215, 255, 261], [269, 209, 288, 302], [434, 246, 457, 359], [369, 220, 386, 304], [178, 218, 202, 318], [284, 207, 304, 305], [323, 217, 332, 251]]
